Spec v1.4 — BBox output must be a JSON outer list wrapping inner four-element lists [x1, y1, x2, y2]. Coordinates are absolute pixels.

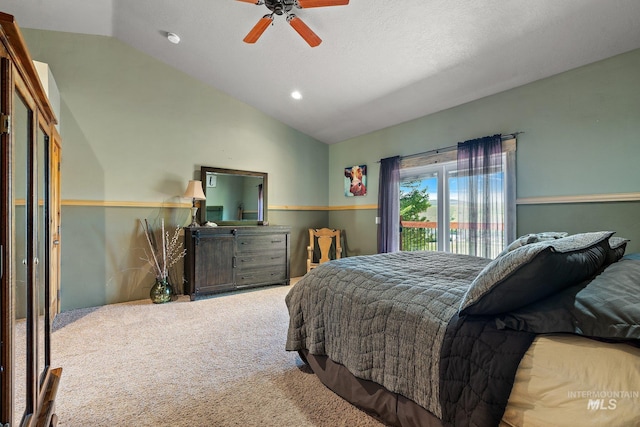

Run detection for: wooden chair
[[307, 228, 342, 273]]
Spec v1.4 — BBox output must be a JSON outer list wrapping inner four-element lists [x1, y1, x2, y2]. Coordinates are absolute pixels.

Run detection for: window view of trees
[[400, 180, 430, 221], [400, 180, 437, 251]]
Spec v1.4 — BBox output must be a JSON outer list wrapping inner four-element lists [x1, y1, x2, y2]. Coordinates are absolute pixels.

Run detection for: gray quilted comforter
[[285, 251, 494, 420]]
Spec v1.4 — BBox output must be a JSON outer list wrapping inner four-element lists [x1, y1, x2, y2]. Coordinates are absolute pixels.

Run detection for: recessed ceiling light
[[291, 90, 302, 100], [167, 32, 181, 44]]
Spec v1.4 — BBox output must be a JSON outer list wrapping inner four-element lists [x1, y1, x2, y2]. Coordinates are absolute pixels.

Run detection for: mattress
[[501, 334, 640, 427]]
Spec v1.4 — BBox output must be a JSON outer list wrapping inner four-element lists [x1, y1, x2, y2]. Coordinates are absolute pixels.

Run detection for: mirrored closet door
[[0, 12, 62, 427]]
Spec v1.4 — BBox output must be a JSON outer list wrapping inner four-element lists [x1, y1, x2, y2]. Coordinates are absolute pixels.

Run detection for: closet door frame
[[0, 44, 13, 427]]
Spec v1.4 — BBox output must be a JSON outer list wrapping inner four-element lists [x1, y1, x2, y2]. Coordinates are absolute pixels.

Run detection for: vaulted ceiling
[[2, 0, 640, 143]]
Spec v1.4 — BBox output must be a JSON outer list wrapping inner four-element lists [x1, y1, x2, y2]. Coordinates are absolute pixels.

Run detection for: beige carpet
[[47, 283, 386, 427]]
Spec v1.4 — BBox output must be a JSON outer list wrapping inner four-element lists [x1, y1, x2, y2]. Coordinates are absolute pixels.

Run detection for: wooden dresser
[[183, 225, 291, 300]]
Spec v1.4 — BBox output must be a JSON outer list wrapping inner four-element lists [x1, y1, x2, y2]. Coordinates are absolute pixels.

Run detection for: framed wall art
[[344, 165, 367, 197]]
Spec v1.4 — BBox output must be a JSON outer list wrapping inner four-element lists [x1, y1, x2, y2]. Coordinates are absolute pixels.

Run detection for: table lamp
[[183, 180, 206, 227]]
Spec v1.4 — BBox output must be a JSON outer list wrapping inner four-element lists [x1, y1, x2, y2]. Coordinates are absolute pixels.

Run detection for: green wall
[[328, 48, 640, 255], [22, 29, 330, 311], [517, 202, 640, 247], [328, 209, 377, 257]]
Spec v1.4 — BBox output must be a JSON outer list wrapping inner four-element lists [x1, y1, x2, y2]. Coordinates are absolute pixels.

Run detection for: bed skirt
[[300, 350, 442, 427]]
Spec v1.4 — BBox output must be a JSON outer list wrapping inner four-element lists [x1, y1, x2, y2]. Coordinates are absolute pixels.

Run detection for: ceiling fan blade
[[296, 0, 349, 8], [236, 0, 262, 4], [288, 15, 322, 47], [243, 16, 273, 44]]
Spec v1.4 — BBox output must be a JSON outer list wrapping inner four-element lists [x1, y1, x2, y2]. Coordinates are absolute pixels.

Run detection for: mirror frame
[[199, 166, 268, 226]]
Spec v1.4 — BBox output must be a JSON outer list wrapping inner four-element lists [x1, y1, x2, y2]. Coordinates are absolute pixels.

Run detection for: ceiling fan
[[237, 0, 349, 47]]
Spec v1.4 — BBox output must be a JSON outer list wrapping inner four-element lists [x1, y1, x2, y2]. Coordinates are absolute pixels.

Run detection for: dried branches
[[139, 218, 186, 281]]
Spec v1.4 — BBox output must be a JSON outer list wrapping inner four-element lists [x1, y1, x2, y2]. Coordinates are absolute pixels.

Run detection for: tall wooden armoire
[[0, 12, 63, 427]]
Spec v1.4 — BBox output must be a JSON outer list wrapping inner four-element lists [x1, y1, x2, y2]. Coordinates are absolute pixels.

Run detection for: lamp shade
[[183, 180, 206, 200]]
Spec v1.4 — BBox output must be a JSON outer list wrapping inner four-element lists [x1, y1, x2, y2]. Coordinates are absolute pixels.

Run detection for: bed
[[285, 231, 640, 427]]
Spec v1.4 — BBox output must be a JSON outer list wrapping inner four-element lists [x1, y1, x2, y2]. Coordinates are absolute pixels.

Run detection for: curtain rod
[[397, 132, 523, 162]]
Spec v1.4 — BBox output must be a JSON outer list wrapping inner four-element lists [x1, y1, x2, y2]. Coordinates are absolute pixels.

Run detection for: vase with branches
[[139, 218, 186, 303]]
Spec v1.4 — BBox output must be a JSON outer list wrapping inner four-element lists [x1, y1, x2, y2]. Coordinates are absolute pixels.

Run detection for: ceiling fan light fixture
[[291, 90, 302, 100], [238, 0, 348, 46]]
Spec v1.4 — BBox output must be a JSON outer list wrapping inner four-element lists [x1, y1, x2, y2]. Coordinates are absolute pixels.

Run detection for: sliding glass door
[[400, 161, 458, 252], [400, 155, 510, 257]]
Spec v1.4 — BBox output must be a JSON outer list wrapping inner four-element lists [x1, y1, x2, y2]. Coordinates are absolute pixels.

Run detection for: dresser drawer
[[236, 250, 287, 270], [236, 266, 288, 287], [236, 234, 287, 254]]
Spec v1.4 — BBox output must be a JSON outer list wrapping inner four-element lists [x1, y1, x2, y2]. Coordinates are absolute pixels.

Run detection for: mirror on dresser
[[199, 166, 268, 225]]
